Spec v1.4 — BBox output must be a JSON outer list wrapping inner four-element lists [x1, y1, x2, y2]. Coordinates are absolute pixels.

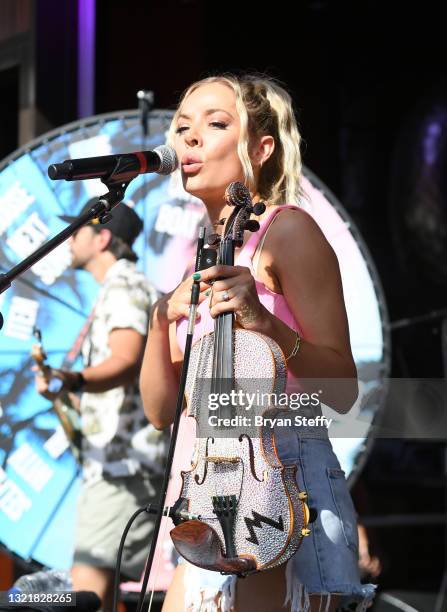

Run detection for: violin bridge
[[205, 456, 240, 464]]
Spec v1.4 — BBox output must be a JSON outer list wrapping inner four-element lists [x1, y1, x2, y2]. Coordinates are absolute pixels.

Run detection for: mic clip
[[92, 182, 130, 225]]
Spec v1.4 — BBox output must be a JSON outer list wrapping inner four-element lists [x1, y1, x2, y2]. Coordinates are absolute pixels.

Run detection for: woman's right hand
[[153, 276, 209, 326]]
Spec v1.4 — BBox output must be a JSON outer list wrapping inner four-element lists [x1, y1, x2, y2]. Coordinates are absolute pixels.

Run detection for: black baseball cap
[[59, 198, 143, 246]]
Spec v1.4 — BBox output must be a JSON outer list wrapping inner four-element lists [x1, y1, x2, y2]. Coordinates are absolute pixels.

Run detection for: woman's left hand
[[194, 264, 270, 331]]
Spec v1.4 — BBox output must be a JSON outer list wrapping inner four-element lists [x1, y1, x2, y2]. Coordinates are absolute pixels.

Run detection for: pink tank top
[[176, 205, 302, 349]]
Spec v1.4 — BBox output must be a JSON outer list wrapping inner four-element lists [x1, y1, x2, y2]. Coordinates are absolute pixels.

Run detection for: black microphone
[[48, 145, 177, 181]]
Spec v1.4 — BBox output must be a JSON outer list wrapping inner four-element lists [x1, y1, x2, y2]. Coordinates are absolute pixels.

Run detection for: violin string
[[210, 284, 216, 387], [217, 300, 221, 391], [218, 307, 223, 399], [219, 241, 224, 389], [216, 219, 223, 391], [220, 240, 228, 396], [215, 244, 222, 398], [213, 305, 218, 385]]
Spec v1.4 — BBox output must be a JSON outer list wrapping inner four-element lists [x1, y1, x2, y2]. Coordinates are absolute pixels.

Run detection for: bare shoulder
[[266, 206, 338, 271], [254, 206, 339, 294]]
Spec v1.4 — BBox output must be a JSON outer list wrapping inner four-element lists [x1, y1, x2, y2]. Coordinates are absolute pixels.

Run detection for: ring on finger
[[222, 290, 231, 302]]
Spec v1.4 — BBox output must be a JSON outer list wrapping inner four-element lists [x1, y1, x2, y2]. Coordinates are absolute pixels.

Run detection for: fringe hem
[[284, 560, 312, 611], [285, 559, 376, 612], [183, 562, 376, 611], [184, 572, 236, 612]]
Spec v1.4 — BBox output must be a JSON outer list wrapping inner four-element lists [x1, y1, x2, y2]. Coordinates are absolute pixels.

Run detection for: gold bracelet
[[285, 329, 301, 361]]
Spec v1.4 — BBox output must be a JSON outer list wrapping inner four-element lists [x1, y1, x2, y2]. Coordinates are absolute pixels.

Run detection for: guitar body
[[52, 393, 82, 461], [31, 342, 82, 462]]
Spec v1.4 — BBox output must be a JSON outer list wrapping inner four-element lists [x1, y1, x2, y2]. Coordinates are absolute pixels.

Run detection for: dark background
[[12, 0, 447, 322], [1, 0, 447, 603]]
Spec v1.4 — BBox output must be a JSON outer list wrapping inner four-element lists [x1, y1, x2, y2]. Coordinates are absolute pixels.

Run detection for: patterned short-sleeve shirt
[[80, 258, 168, 484]]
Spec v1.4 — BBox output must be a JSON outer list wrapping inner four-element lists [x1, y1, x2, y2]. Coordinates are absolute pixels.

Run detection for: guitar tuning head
[[253, 202, 266, 215]]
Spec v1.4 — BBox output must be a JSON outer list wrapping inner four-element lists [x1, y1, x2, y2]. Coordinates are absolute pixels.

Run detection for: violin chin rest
[[171, 520, 257, 575]]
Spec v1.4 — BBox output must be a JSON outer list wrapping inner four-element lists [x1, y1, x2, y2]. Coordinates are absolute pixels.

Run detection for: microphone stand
[[136, 89, 154, 277], [134, 228, 206, 612], [0, 179, 130, 329], [137, 89, 154, 139]]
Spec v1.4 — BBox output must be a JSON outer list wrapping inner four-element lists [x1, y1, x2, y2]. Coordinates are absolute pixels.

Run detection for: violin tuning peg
[[253, 202, 266, 215], [207, 233, 221, 246], [244, 220, 260, 232], [301, 527, 311, 537]]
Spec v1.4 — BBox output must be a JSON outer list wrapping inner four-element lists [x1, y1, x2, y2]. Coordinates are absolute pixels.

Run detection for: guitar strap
[[60, 308, 95, 370]]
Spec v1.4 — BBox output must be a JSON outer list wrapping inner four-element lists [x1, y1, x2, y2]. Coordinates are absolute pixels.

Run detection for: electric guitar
[[31, 327, 83, 462]]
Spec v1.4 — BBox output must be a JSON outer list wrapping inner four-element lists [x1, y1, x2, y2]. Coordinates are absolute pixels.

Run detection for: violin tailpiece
[[212, 494, 238, 559]]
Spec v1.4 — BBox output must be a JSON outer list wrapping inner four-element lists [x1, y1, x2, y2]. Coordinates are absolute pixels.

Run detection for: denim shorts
[[180, 427, 376, 611]]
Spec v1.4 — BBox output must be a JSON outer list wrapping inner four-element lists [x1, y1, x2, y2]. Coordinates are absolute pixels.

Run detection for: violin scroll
[[224, 181, 252, 208]]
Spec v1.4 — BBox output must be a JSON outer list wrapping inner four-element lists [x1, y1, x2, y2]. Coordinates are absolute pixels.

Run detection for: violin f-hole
[[239, 434, 265, 482], [194, 437, 212, 485]]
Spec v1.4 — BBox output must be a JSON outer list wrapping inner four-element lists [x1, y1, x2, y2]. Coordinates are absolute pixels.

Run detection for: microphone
[[48, 145, 178, 181]]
